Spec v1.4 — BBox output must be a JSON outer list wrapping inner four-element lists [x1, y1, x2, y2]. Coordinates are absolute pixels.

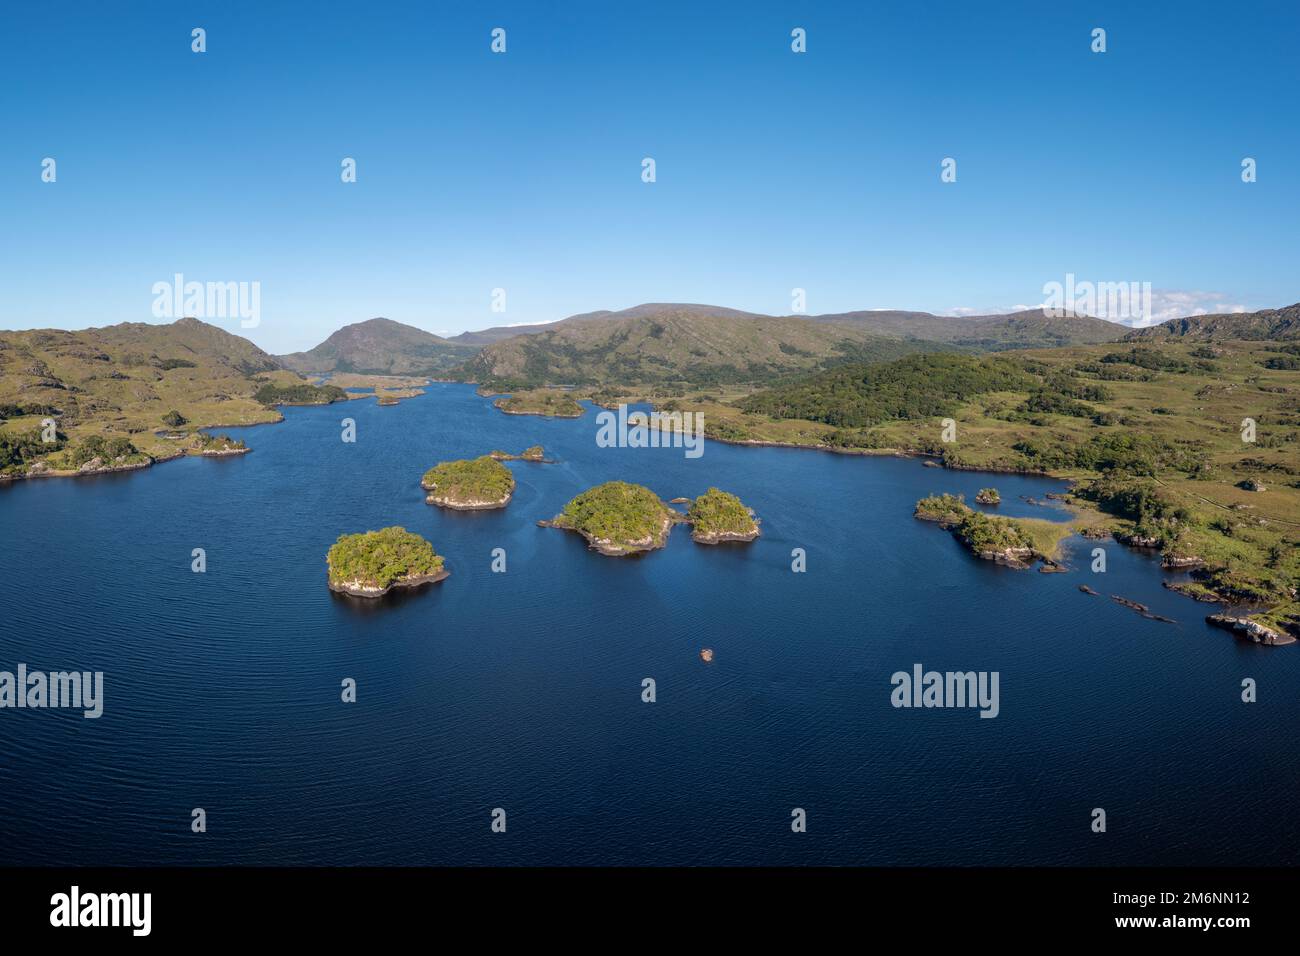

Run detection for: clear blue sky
[[1, 0, 1296, 353]]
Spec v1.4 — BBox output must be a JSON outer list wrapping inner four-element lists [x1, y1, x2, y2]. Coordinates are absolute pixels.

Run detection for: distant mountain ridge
[[1124, 304, 1300, 342], [278, 318, 478, 376], [450, 302, 1129, 387], [806, 308, 1125, 349], [453, 305, 947, 387]]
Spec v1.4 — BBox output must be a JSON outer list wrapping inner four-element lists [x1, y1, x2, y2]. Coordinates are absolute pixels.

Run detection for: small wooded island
[[489, 445, 546, 462], [540, 480, 676, 555], [326, 526, 449, 597], [975, 487, 1001, 505], [421, 456, 516, 509], [915, 493, 1067, 569], [686, 487, 761, 543]]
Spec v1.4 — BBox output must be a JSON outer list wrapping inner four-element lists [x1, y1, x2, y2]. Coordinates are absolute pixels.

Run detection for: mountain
[[1123, 304, 1300, 342], [808, 308, 1126, 349], [278, 318, 479, 376], [454, 305, 945, 387]]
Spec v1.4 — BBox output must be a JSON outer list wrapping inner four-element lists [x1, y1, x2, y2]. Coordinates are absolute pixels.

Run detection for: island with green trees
[[540, 480, 677, 555], [914, 493, 1072, 569], [493, 389, 584, 418], [421, 455, 516, 509], [975, 487, 1001, 505], [325, 526, 449, 597], [685, 487, 761, 544], [489, 445, 547, 462]]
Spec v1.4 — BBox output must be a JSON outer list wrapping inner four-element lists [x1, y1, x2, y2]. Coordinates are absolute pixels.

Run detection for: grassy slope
[[0, 318, 316, 469]]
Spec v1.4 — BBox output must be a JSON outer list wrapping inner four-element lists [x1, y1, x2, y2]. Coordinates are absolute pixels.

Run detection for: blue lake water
[[1, 384, 1297, 865]]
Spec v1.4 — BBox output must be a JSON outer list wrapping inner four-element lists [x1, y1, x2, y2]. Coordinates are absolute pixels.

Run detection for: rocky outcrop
[[1206, 614, 1295, 646], [1115, 531, 1161, 548], [75, 456, 152, 476]]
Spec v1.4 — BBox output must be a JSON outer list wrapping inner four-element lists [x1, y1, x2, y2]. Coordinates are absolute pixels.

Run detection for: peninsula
[[914, 493, 1070, 569]]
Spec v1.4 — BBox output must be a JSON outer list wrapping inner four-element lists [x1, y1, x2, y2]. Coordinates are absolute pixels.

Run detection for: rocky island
[[540, 480, 677, 555], [326, 526, 449, 598], [685, 487, 760, 544], [421, 456, 516, 510], [975, 487, 1001, 505]]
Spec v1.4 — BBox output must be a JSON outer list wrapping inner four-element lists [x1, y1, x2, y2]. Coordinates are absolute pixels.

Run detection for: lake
[[1, 384, 1296, 865]]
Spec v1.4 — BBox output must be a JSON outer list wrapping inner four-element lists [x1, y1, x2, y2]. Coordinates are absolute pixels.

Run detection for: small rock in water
[[700, 648, 714, 663]]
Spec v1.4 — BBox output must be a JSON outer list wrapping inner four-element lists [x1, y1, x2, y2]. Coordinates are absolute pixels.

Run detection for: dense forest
[[739, 353, 1035, 427]]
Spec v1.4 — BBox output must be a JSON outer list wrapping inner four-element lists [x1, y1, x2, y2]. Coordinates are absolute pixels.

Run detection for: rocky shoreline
[[328, 568, 450, 598], [691, 527, 761, 545], [425, 489, 513, 510], [539, 512, 676, 556]]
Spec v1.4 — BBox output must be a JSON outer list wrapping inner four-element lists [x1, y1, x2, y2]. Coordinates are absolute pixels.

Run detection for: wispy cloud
[[945, 290, 1250, 327]]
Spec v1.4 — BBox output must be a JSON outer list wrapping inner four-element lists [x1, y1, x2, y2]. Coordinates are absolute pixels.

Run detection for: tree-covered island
[[540, 480, 678, 555], [685, 487, 761, 543], [421, 456, 516, 509], [326, 526, 448, 597]]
